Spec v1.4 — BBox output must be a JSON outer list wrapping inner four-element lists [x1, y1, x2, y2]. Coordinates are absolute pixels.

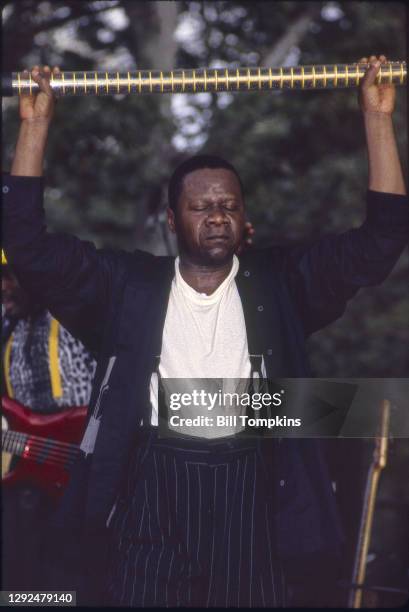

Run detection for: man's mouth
[[205, 234, 230, 242]]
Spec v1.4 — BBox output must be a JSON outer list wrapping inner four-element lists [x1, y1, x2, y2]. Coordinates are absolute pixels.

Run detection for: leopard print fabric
[[2, 311, 96, 413]]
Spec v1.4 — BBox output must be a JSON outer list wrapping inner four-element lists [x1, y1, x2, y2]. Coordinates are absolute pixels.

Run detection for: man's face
[[167, 168, 245, 265], [2, 272, 31, 318]]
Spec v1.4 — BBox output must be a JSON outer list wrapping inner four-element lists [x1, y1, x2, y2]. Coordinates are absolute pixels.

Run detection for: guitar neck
[[3, 62, 406, 97], [2, 429, 78, 468], [348, 400, 390, 608]]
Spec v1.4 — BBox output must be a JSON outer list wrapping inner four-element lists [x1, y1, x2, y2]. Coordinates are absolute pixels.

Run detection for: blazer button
[[2, 186, 10, 194], [267, 348, 273, 356], [279, 479, 285, 487], [257, 305, 264, 312], [243, 270, 250, 277]]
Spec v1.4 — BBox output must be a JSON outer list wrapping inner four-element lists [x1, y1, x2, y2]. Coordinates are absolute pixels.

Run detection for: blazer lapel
[[86, 256, 174, 525], [236, 250, 285, 375]]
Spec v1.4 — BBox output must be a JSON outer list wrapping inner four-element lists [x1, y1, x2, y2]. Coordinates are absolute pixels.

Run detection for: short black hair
[[168, 154, 244, 213]]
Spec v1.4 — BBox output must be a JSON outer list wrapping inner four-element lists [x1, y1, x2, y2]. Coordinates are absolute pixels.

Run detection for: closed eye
[[224, 203, 239, 211], [190, 205, 209, 211], [189, 200, 240, 211]]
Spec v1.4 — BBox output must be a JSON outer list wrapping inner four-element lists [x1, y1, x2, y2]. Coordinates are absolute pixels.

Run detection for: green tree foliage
[[2, 0, 407, 375]]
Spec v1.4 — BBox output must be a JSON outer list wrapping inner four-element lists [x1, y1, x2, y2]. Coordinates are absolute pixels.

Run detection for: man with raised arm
[[2, 56, 408, 607]]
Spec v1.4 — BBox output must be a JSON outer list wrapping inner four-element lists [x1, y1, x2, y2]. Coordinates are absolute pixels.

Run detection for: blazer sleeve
[[2, 174, 127, 355], [282, 189, 409, 336]]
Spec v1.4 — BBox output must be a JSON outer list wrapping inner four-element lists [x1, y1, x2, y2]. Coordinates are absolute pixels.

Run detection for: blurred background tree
[[2, 0, 407, 377], [2, 1, 408, 606]]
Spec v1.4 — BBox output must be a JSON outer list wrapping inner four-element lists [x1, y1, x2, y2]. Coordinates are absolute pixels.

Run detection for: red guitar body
[[2, 396, 87, 499]]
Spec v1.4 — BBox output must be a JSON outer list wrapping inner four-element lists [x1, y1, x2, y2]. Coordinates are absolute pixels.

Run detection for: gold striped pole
[[2, 62, 406, 97]]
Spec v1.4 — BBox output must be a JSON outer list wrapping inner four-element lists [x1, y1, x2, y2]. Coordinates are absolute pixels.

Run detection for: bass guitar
[[2, 396, 86, 499]]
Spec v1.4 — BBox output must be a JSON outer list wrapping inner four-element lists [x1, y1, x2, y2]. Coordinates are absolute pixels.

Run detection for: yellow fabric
[[1, 250, 7, 264], [48, 318, 63, 399], [3, 333, 14, 398]]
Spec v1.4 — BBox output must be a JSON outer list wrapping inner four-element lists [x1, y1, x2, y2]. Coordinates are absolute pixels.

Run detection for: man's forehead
[[182, 168, 242, 193]]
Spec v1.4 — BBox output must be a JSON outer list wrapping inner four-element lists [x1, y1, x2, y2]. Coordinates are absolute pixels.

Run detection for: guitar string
[[8, 447, 77, 467], [3, 431, 78, 464], [6, 434, 76, 454], [4, 429, 78, 450], [3, 437, 78, 461], [2, 446, 77, 467], [3, 441, 78, 466], [3, 440, 78, 463]]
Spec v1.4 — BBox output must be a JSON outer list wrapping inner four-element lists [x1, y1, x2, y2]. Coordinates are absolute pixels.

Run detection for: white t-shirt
[[149, 255, 252, 437]]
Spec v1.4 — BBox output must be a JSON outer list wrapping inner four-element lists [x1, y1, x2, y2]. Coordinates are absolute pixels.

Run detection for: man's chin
[[178, 240, 238, 266], [201, 244, 235, 265]]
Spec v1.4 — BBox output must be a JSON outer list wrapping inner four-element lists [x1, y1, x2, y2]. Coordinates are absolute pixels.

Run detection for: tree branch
[[261, 6, 321, 67], [30, 3, 121, 36]]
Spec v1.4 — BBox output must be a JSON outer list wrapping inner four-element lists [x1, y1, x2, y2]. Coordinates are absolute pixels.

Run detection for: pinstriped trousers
[[104, 428, 287, 607]]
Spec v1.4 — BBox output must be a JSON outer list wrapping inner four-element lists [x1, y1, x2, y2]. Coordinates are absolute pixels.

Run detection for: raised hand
[[11, 66, 60, 176], [19, 65, 60, 123], [358, 55, 396, 116], [236, 221, 255, 255]]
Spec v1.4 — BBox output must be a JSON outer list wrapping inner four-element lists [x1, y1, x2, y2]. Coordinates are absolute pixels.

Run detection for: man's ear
[[167, 207, 176, 234]]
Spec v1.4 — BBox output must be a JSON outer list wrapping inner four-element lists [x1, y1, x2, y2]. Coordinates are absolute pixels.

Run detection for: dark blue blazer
[[3, 175, 408, 596]]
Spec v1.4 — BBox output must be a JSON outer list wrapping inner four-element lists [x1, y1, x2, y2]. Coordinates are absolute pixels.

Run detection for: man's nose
[[206, 208, 229, 225]]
